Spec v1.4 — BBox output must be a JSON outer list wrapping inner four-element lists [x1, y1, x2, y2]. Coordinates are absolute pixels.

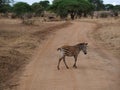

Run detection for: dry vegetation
[[84, 18, 120, 59], [93, 23, 120, 58], [0, 18, 71, 90]]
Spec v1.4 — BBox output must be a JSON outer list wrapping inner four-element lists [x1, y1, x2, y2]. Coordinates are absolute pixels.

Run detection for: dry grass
[[89, 18, 120, 58], [0, 18, 71, 90]]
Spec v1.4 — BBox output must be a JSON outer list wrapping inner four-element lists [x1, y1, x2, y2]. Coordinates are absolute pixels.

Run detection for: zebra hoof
[[73, 65, 77, 68], [75, 66, 77, 68], [66, 67, 69, 69], [57, 66, 60, 70]]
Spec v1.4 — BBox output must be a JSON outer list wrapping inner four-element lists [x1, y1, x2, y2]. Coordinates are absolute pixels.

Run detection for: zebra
[[57, 43, 88, 70]]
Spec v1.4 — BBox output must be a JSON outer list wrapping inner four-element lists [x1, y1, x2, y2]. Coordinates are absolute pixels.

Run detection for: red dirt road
[[17, 21, 120, 90]]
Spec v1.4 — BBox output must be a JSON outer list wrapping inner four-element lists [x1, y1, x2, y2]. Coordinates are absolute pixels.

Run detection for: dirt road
[[17, 21, 120, 90]]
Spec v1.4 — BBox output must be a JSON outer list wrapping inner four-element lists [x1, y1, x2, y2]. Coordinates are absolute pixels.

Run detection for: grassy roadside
[[92, 23, 120, 59], [0, 19, 72, 90], [86, 18, 120, 59]]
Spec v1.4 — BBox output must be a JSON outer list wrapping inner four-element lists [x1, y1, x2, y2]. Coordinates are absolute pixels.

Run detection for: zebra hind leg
[[57, 57, 63, 70]]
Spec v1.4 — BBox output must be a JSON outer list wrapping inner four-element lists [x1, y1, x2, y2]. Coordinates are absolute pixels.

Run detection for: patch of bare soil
[[0, 18, 71, 90]]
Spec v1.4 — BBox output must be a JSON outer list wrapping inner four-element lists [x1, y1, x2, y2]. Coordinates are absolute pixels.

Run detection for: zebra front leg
[[57, 57, 63, 70], [73, 55, 78, 68], [63, 57, 69, 69]]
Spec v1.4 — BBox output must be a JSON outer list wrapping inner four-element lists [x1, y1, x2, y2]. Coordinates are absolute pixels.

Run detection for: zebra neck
[[76, 46, 82, 52], [79, 46, 83, 52]]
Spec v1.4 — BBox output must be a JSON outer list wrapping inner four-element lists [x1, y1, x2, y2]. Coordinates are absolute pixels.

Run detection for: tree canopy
[[31, 0, 50, 17], [39, 0, 50, 10], [13, 2, 31, 16], [114, 5, 120, 11], [88, 0, 104, 10], [0, 0, 13, 13], [31, 2, 44, 16], [50, 0, 94, 19], [105, 4, 114, 10]]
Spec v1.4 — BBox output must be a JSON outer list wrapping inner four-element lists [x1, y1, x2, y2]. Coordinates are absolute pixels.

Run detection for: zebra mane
[[75, 43, 88, 50], [76, 43, 85, 46]]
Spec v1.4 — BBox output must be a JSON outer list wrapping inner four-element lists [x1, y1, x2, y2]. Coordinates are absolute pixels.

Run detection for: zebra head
[[77, 43, 88, 55]]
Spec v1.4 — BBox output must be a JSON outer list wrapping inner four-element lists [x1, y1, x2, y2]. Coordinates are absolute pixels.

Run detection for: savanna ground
[[79, 17, 120, 58], [0, 18, 71, 90], [0, 17, 120, 90]]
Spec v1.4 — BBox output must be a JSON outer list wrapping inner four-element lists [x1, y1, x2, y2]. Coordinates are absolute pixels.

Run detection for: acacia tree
[[31, 2, 44, 17], [0, 3, 12, 13], [77, 0, 94, 17], [0, 0, 13, 13], [39, 0, 50, 10], [13, 2, 31, 16], [50, 0, 94, 20], [31, 1, 50, 17], [114, 5, 120, 11], [0, 0, 13, 5], [88, 0, 104, 10], [104, 4, 114, 10], [50, 0, 68, 19]]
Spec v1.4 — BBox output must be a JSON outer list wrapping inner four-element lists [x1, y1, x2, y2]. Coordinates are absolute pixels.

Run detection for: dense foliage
[[88, 0, 104, 10], [0, 0, 13, 13], [50, 0, 94, 19], [31, 0, 50, 17], [13, 2, 31, 16]]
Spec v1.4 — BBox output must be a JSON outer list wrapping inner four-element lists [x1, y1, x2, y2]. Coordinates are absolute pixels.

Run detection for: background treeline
[[0, 0, 120, 19]]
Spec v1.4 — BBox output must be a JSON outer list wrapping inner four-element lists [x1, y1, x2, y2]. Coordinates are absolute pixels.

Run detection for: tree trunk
[[70, 13, 75, 20]]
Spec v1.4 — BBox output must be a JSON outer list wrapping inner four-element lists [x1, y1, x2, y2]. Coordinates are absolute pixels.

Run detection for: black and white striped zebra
[[57, 43, 88, 70]]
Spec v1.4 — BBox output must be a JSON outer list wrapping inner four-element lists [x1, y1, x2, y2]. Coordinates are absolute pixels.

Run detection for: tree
[[39, 0, 50, 10], [50, 0, 70, 19], [114, 5, 120, 11], [0, 4, 12, 13], [31, 2, 44, 17], [77, 0, 94, 17], [104, 4, 114, 10], [50, 0, 94, 19], [31, 1, 50, 17], [0, 0, 14, 13], [13, 2, 31, 16], [88, 0, 104, 10], [0, 0, 13, 5]]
